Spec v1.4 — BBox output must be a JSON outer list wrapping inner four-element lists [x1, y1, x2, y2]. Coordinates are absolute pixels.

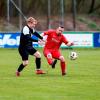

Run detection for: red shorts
[[43, 48, 61, 59]]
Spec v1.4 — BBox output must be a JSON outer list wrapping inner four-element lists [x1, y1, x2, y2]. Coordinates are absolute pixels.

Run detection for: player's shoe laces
[[16, 71, 20, 76], [52, 59, 57, 68], [36, 69, 46, 74]]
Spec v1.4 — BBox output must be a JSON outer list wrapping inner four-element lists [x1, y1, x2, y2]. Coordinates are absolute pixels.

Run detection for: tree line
[[0, 0, 100, 17]]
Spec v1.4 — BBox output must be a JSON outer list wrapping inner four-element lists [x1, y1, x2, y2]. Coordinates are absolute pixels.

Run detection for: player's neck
[[56, 33, 61, 36]]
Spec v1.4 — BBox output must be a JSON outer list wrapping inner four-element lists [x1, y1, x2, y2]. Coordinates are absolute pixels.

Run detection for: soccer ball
[[69, 51, 78, 60]]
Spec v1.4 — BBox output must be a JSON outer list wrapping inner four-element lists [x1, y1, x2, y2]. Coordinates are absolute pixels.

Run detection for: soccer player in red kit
[[42, 26, 73, 76]]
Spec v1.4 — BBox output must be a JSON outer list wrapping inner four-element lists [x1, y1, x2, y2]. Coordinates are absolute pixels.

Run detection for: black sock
[[35, 58, 41, 69], [17, 64, 25, 72]]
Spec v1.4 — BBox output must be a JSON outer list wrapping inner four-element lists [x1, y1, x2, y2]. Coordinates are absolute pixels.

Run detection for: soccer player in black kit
[[16, 17, 46, 76]]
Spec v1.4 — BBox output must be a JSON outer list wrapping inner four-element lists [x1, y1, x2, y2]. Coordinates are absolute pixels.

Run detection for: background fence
[[0, 0, 100, 31]]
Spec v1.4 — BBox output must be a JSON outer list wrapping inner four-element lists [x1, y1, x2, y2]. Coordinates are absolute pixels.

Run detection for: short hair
[[59, 26, 64, 28]]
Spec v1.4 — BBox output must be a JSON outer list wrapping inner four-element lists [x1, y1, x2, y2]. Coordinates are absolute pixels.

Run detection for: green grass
[[0, 48, 100, 100]]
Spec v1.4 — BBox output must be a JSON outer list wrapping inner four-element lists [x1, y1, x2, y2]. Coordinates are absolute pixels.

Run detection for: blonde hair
[[26, 17, 37, 23]]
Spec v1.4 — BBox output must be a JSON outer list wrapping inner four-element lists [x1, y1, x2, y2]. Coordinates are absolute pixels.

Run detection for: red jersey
[[44, 30, 68, 50]]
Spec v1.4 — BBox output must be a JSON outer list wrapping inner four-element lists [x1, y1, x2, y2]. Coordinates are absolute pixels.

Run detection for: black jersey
[[19, 25, 43, 47]]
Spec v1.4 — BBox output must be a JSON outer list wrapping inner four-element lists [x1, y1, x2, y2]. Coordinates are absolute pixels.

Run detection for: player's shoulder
[[44, 29, 55, 35], [48, 29, 56, 33], [23, 26, 29, 31], [61, 33, 66, 38], [22, 26, 30, 35]]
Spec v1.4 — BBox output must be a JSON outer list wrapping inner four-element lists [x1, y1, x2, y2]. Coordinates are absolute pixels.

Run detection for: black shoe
[[52, 59, 57, 69]]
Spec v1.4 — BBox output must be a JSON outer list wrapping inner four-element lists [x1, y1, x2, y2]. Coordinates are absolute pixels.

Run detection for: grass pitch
[[0, 48, 100, 100]]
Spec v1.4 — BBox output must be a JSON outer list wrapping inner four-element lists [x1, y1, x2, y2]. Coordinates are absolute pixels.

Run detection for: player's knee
[[34, 51, 41, 58], [47, 53, 52, 59], [59, 56, 65, 62], [23, 61, 29, 66]]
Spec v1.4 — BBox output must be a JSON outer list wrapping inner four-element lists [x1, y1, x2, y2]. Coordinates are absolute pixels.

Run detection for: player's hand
[[41, 39, 46, 43], [38, 39, 45, 46], [67, 42, 74, 46]]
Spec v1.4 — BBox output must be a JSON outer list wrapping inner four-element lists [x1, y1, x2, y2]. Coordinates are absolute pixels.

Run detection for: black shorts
[[18, 46, 37, 60]]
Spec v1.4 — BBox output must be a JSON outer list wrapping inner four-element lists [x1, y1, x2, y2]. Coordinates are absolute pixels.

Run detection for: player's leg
[[59, 56, 66, 76], [43, 49, 53, 65], [16, 60, 29, 76], [43, 49, 57, 68], [16, 47, 29, 76], [52, 59, 57, 68], [46, 53, 57, 68], [29, 48, 46, 74], [34, 51, 46, 74], [52, 51, 66, 75], [46, 53, 53, 65]]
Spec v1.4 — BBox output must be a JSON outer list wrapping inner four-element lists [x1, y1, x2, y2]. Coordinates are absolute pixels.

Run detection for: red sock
[[60, 62, 66, 74], [46, 57, 53, 65]]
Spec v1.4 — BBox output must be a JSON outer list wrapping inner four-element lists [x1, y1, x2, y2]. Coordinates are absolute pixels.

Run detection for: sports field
[[0, 48, 100, 100]]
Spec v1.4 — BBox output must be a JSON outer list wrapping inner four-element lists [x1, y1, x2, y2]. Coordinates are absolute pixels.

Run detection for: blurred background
[[0, 0, 100, 31]]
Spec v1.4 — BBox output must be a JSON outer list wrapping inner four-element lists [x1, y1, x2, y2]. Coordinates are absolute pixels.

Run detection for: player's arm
[[62, 35, 74, 47], [40, 31, 48, 37], [32, 28, 47, 45], [26, 34, 45, 45], [42, 29, 54, 36], [26, 34, 38, 42], [40, 30, 54, 45], [33, 31, 47, 46], [23, 26, 38, 42], [33, 31, 43, 40], [66, 42, 74, 46]]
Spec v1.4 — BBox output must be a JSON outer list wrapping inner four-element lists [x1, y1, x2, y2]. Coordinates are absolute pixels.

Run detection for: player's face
[[56, 27, 64, 35], [29, 20, 37, 28]]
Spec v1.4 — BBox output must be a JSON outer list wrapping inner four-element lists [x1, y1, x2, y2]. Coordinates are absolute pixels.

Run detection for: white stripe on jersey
[[23, 26, 30, 35], [23, 26, 35, 35]]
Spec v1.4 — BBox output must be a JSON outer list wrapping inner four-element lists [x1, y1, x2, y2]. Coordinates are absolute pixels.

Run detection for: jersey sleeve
[[44, 29, 54, 36], [33, 31, 43, 39], [23, 26, 38, 42], [62, 35, 69, 44], [25, 35, 38, 42], [23, 26, 30, 35], [44, 31, 50, 36]]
